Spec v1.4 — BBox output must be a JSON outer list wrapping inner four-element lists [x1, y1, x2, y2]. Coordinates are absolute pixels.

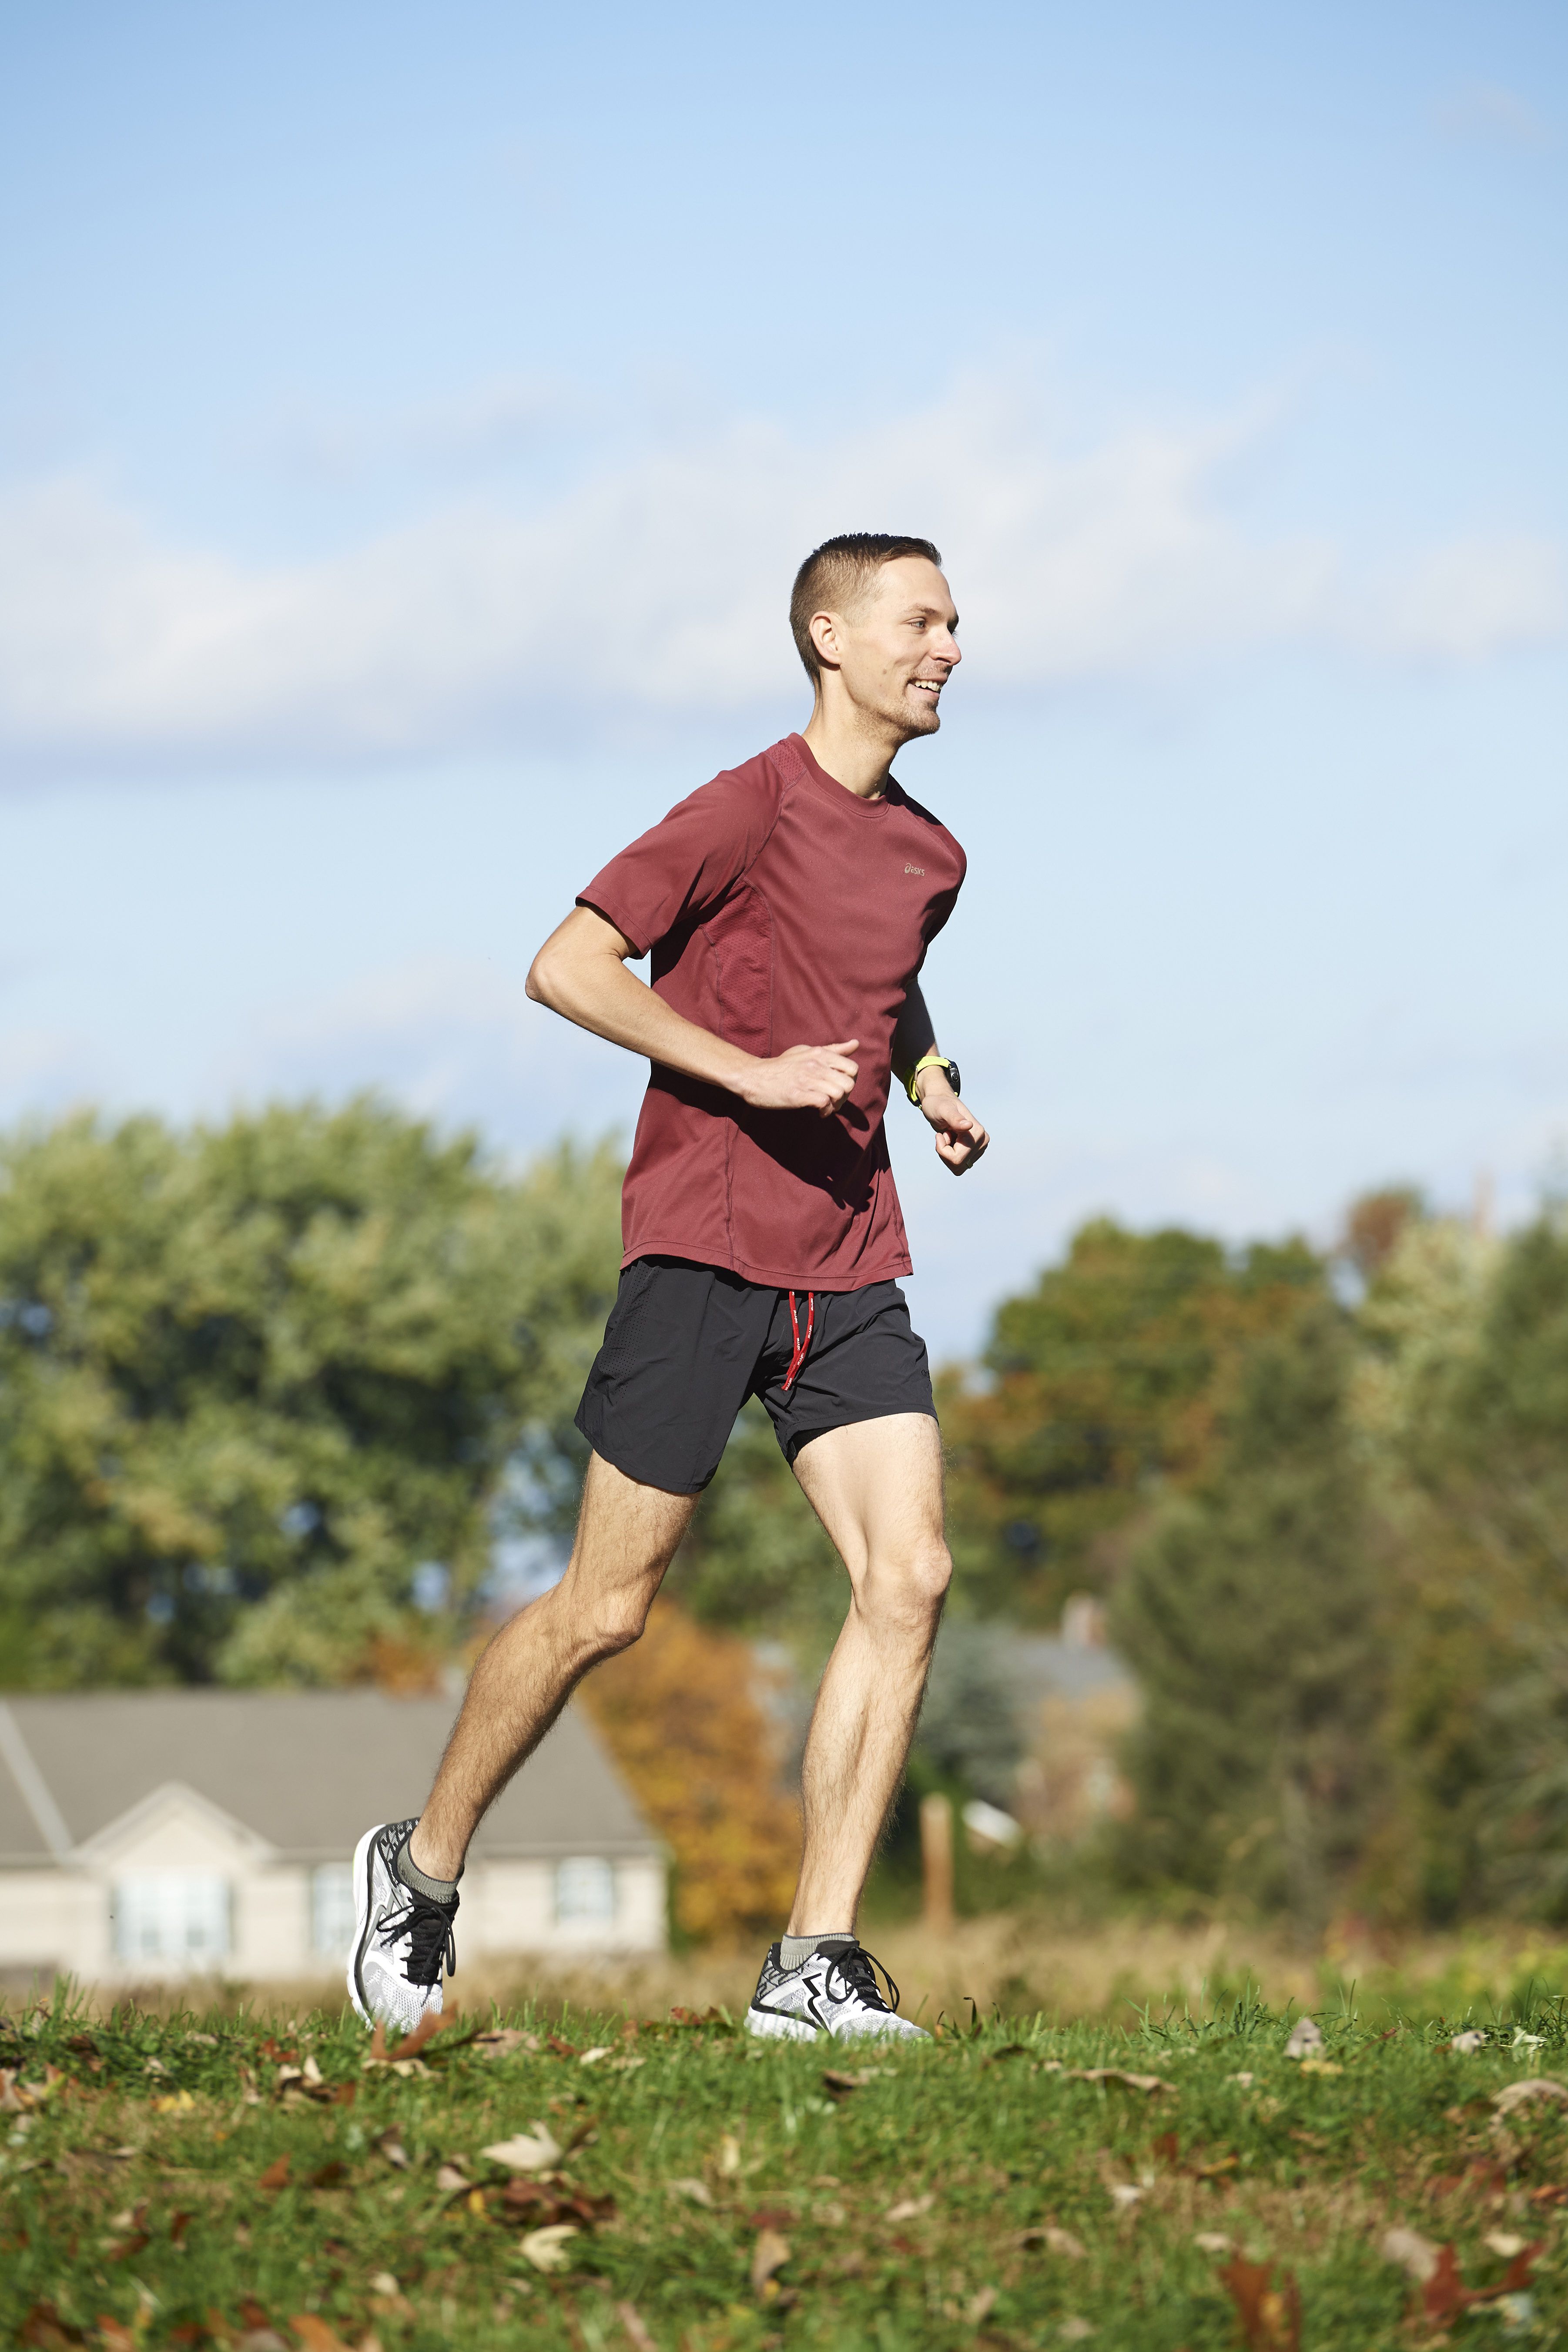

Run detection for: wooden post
[[920, 1792, 954, 1937]]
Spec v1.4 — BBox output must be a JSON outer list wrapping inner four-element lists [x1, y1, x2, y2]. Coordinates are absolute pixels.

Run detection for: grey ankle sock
[[396, 1834, 460, 1903], [780, 1930, 854, 1970]]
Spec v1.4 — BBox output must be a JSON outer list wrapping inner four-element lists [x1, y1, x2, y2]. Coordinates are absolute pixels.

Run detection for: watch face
[[944, 1060, 961, 1099]]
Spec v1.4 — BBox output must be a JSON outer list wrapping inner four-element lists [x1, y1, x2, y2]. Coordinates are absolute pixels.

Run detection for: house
[[0, 1690, 666, 1988], [1009, 1600, 1139, 1845]]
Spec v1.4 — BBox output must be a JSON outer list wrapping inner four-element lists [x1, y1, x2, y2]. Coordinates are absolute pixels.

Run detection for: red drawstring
[[782, 1290, 816, 1392]]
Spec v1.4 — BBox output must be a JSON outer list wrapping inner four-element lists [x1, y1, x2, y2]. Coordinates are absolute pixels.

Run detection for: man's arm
[[893, 979, 989, 1176], [527, 905, 860, 1116]]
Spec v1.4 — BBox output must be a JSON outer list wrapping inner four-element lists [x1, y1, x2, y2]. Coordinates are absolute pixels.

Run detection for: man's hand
[[738, 1041, 860, 1116], [917, 1072, 989, 1173]]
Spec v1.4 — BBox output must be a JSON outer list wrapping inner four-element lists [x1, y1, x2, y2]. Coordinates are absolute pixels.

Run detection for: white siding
[[3, 1770, 664, 1981]]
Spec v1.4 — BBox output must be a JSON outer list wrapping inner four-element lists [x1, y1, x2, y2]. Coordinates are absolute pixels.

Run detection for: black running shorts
[[574, 1256, 938, 1496]]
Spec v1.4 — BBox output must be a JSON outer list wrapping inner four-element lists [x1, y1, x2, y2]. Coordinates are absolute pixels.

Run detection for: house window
[[312, 1863, 356, 1960], [555, 1856, 616, 1924], [113, 1874, 231, 1967]]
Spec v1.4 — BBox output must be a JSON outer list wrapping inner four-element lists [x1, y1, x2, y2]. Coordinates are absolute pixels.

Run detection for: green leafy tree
[[0, 1104, 623, 1687], [1357, 1208, 1568, 1919], [941, 1218, 1325, 1620], [1110, 1303, 1384, 1928]]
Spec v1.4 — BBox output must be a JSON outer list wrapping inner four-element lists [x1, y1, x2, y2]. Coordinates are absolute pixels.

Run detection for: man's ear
[[808, 610, 843, 672]]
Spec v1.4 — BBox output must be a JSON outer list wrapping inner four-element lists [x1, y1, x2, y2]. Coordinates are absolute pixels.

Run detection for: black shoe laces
[[380, 1886, 458, 1989], [821, 1942, 901, 2015]]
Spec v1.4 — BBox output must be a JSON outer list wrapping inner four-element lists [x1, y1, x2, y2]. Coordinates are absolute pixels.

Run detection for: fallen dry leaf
[[1064, 2068, 1174, 2095], [885, 2193, 935, 2222], [519, 2222, 579, 2272], [257, 2155, 291, 2191], [1421, 2238, 1545, 2323], [480, 2124, 563, 2172], [365, 2012, 451, 2067], [373, 2131, 409, 2169], [578, 2046, 613, 2066], [751, 2226, 791, 2295], [1382, 2227, 1439, 2284], [1492, 2077, 1568, 2117], [1109, 2184, 1143, 2213], [667, 2176, 714, 2207], [719, 2133, 742, 2175], [1017, 2224, 1087, 2257], [1450, 2030, 1488, 2053], [616, 2304, 656, 2352], [1195, 2231, 1235, 2255], [473, 2028, 539, 2058], [1283, 2017, 1324, 2060], [97, 2323, 136, 2352], [1486, 2231, 1527, 2258], [1220, 2255, 1302, 2352], [1297, 2058, 1344, 2078], [435, 2164, 471, 2193], [966, 2285, 998, 2325], [150, 2090, 197, 2114], [290, 2320, 353, 2352]]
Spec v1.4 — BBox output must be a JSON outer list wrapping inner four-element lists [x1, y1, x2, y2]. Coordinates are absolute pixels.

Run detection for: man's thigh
[[790, 1412, 945, 1579], [568, 1449, 699, 1591]]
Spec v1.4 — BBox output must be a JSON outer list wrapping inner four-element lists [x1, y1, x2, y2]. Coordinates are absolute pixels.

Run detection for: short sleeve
[[576, 766, 780, 957]]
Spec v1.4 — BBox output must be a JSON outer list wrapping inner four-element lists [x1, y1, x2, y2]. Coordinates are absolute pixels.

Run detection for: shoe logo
[[905, 864, 924, 876]]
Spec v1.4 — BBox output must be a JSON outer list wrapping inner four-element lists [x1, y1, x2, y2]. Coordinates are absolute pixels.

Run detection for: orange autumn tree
[[578, 1599, 800, 1944]]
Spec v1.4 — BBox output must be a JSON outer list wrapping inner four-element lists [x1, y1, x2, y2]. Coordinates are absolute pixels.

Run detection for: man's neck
[[801, 707, 899, 801]]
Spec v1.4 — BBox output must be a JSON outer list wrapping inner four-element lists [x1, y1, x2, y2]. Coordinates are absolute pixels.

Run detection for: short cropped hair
[[789, 533, 943, 685]]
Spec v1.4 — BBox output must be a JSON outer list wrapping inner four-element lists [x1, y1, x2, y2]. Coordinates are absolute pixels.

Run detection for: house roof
[[0, 1692, 658, 1868], [1008, 1636, 1135, 1703]]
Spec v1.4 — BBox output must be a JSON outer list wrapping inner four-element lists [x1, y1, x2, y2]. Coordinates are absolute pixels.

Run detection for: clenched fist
[[738, 1040, 860, 1116]]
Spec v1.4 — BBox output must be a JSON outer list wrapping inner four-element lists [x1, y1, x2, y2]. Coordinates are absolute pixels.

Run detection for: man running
[[348, 532, 988, 2040]]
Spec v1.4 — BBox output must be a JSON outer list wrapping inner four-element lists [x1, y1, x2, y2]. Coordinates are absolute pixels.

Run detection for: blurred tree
[[1110, 1303, 1384, 1929], [940, 1218, 1325, 1622], [1338, 1184, 1428, 1285], [1357, 1209, 1568, 1920], [0, 1104, 623, 1687], [577, 1599, 800, 1943]]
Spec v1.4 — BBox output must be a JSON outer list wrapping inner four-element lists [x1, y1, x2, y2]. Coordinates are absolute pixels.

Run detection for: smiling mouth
[[911, 678, 944, 697]]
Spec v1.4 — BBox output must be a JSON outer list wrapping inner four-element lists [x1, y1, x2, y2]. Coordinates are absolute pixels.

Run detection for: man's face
[[819, 556, 961, 740]]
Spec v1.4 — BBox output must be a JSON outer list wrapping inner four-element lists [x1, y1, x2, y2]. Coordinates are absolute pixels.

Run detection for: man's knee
[[587, 1595, 651, 1658], [861, 1538, 952, 1632]]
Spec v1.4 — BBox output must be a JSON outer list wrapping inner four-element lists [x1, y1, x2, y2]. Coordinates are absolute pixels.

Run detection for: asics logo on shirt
[[905, 863, 925, 875]]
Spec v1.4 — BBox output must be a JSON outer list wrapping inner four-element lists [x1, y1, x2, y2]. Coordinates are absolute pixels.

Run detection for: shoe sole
[[744, 2005, 821, 2041], [346, 1824, 379, 2029], [744, 2004, 928, 2043]]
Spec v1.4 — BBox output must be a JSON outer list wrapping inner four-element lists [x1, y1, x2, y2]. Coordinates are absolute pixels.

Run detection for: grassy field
[[7, 1975, 1568, 2350]]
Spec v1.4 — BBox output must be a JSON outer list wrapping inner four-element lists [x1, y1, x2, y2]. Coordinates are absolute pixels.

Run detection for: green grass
[[5, 1986, 1568, 2349]]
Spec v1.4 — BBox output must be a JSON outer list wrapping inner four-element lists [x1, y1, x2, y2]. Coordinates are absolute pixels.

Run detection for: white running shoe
[[744, 1938, 928, 2041], [347, 1818, 459, 2033]]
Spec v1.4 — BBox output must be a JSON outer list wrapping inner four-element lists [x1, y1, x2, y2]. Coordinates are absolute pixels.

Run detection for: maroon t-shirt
[[577, 733, 966, 1291]]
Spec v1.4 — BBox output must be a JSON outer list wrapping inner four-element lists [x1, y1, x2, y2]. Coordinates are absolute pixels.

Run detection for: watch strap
[[907, 1050, 955, 1107]]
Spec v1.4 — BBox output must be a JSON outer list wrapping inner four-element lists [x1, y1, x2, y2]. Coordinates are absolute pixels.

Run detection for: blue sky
[[2, 0, 1565, 1357]]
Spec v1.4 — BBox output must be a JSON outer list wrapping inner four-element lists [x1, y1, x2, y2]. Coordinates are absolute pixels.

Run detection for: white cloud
[[0, 382, 1561, 764], [1375, 534, 1568, 661], [1438, 82, 1551, 148]]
